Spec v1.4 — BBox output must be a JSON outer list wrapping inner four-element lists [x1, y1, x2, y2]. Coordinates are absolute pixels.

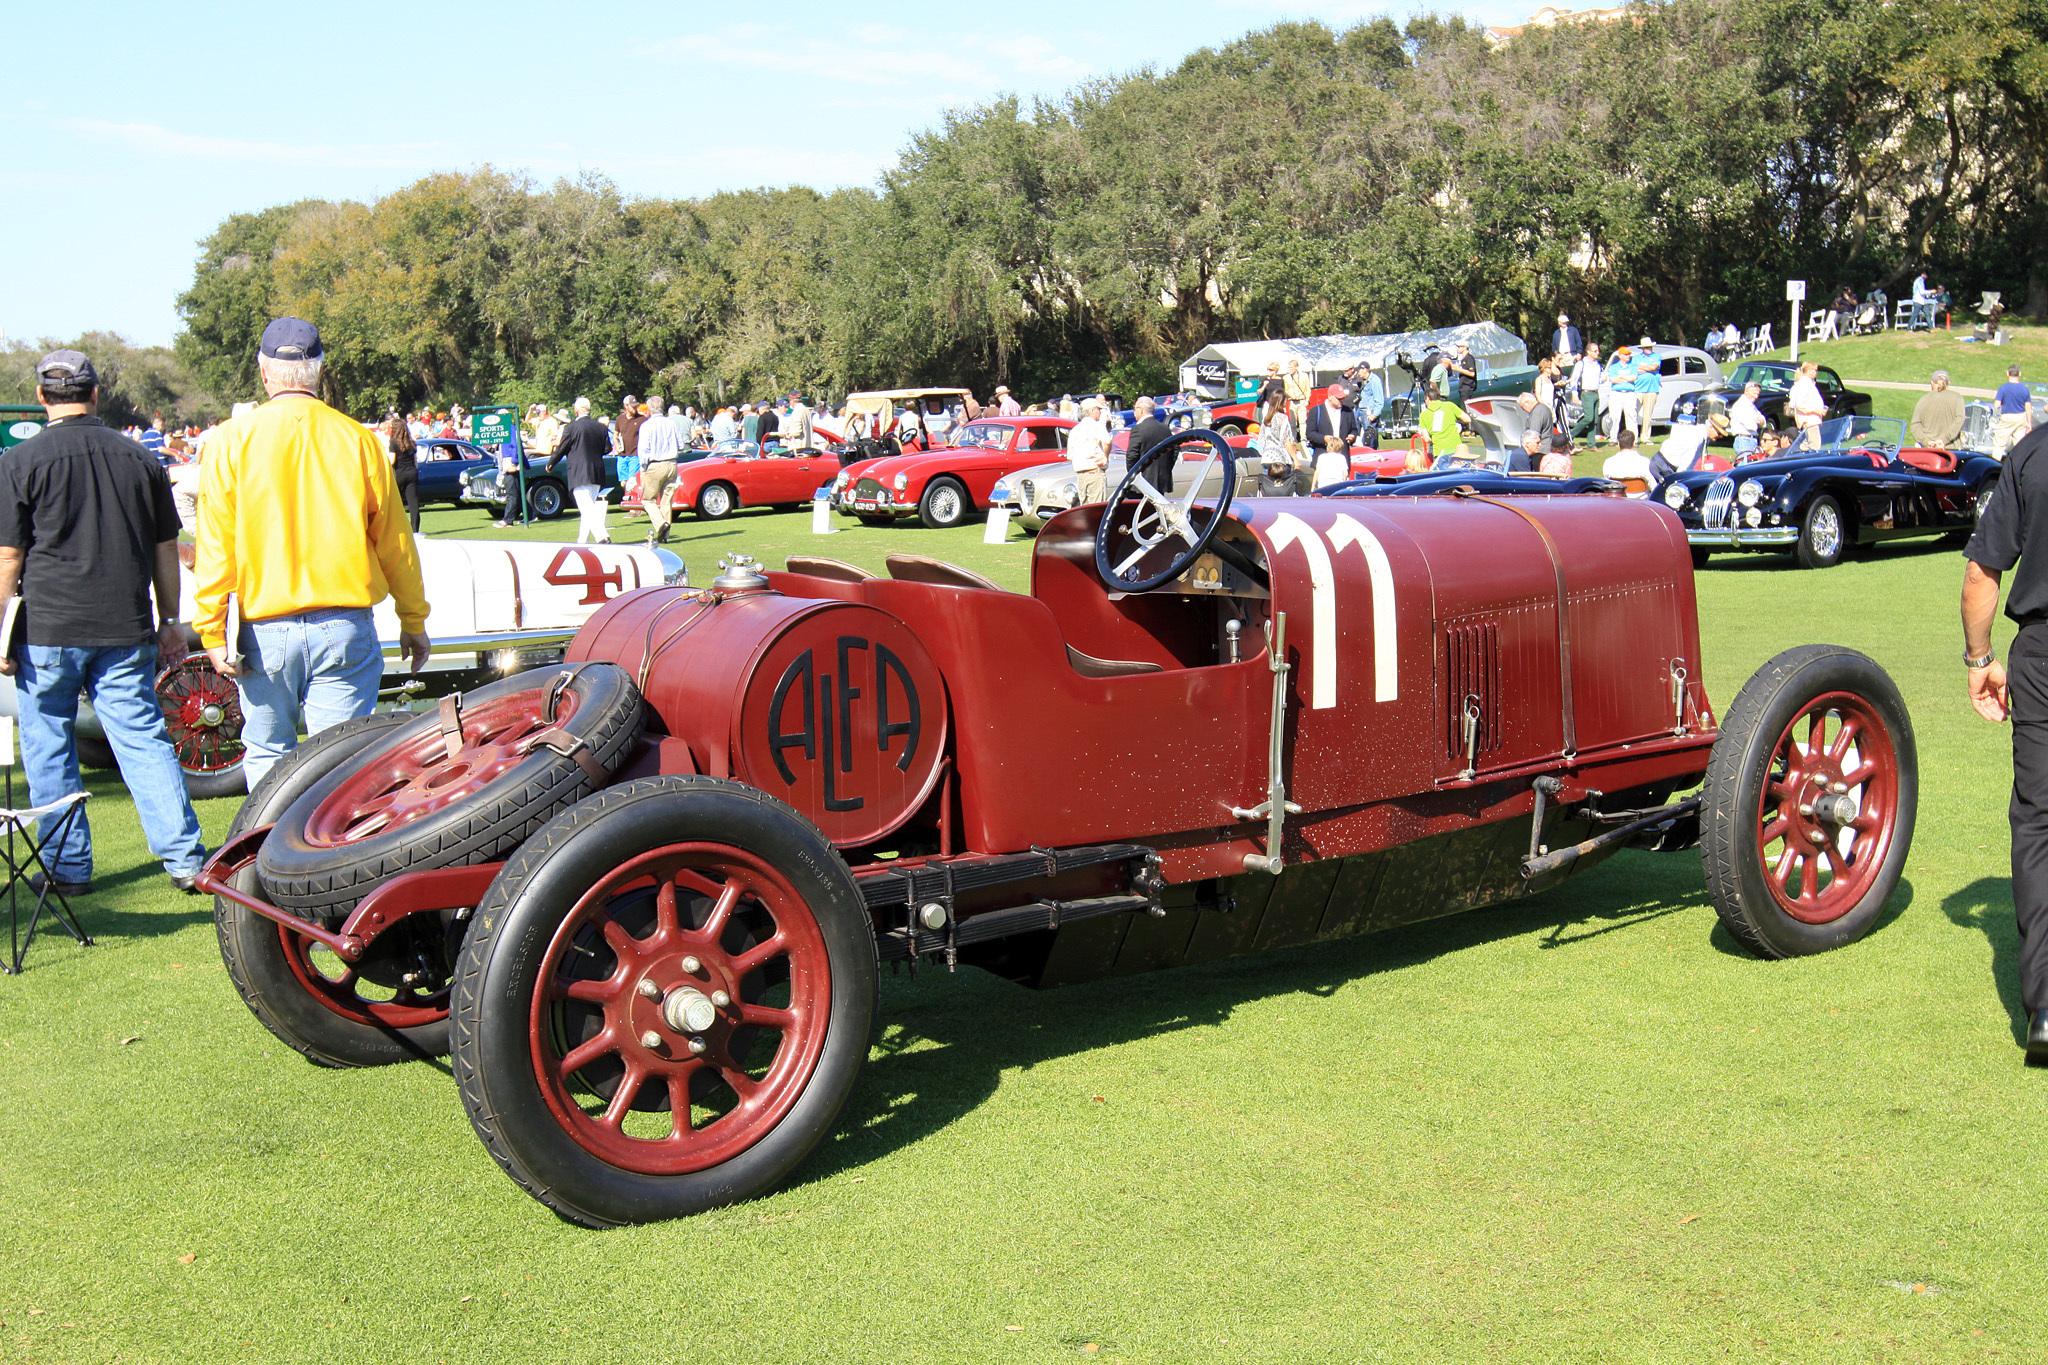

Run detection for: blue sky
[[5, 0, 1528, 349]]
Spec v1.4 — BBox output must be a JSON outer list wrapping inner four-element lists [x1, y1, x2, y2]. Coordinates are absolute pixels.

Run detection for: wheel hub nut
[[662, 986, 718, 1034], [639, 1031, 663, 1050], [1814, 792, 1859, 825], [681, 956, 702, 974], [636, 979, 662, 1000]]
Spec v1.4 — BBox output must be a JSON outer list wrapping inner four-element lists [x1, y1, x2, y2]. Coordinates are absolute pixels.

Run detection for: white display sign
[[1785, 279, 1807, 302]]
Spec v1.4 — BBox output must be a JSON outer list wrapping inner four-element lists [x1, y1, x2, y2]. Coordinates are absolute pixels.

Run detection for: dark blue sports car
[[1652, 416, 2000, 569], [1317, 448, 1624, 499]]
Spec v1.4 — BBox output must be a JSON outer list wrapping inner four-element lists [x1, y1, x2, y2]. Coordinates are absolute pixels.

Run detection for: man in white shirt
[[995, 386, 1021, 417], [1569, 343, 1606, 442], [1068, 398, 1112, 504], [1788, 362, 1828, 449], [1910, 273, 1933, 331], [1728, 382, 1767, 458], [636, 400, 684, 545]]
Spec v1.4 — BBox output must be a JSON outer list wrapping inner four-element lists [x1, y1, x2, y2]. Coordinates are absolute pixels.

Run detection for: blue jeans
[[236, 608, 383, 789], [14, 644, 206, 882]]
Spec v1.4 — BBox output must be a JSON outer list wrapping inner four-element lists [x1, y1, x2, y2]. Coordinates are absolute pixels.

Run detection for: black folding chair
[[2, 783, 91, 975]]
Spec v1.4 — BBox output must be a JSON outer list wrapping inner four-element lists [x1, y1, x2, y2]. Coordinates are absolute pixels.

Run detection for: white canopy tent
[[1179, 323, 1529, 399]]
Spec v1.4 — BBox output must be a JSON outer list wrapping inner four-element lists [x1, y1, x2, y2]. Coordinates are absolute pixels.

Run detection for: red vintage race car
[[837, 415, 1076, 528], [202, 432, 1917, 1228], [666, 447, 843, 521]]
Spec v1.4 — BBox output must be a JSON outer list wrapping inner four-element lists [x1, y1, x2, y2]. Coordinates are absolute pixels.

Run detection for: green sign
[[0, 405, 44, 451], [1232, 376, 1262, 403], [470, 405, 517, 448]]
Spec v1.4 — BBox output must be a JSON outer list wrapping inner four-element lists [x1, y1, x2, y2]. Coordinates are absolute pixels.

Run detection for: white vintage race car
[[4, 539, 685, 799]]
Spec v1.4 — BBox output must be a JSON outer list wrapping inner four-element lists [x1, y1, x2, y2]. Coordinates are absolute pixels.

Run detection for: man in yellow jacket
[[194, 318, 431, 786]]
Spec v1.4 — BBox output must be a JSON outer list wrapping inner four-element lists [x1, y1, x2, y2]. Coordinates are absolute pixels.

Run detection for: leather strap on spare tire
[[255, 664, 645, 920]]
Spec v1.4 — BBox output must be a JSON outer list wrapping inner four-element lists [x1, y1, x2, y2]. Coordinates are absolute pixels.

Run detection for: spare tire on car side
[[257, 664, 645, 920]]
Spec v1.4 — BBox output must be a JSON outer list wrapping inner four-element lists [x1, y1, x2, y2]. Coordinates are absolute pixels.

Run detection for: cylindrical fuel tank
[[568, 586, 949, 847]]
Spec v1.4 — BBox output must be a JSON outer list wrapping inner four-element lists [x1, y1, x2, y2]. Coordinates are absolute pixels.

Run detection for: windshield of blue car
[[1817, 415, 1905, 451], [1728, 363, 1793, 392], [1432, 449, 1509, 474], [951, 422, 1013, 450]]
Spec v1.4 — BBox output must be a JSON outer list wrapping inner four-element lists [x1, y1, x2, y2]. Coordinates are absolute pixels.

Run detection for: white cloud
[[68, 119, 458, 170], [651, 20, 1101, 98]]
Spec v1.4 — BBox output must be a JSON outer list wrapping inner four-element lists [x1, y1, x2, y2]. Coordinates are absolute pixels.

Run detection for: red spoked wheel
[[534, 844, 828, 1172], [452, 778, 877, 1228], [1703, 645, 1917, 958], [157, 655, 247, 799], [256, 664, 644, 920], [1754, 693, 1900, 924], [279, 919, 451, 1031], [300, 690, 583, 847], [214, 711, 453, 1066]]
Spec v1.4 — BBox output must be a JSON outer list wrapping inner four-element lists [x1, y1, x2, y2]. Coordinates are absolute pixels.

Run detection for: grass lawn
[[4, 344, 2045, 1362]]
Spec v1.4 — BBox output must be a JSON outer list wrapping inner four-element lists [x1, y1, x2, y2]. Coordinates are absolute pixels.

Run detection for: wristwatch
[[1965, 649, 1996, 669]]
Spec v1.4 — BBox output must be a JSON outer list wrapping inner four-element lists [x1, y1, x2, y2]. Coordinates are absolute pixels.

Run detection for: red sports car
[[207, 431, 1918, 1228], [665, 448, 843, 521], [837, 416, 1076, 528]]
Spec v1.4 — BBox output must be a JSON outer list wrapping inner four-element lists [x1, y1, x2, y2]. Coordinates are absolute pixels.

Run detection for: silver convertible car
[[990, 430, 1262, 531]]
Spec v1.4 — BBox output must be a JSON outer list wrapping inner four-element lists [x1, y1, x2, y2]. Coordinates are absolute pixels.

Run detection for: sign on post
[[469, 405, 517, 448], [1786, 280, 1806, 362]]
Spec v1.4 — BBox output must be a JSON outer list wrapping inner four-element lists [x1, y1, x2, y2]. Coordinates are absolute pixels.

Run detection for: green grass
[[5, 352, 2046, 1362], [1759, 316, 2046, 394]]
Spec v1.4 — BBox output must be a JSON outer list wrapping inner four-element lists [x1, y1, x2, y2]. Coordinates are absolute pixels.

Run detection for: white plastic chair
[[1750, 323, 1774, 354]]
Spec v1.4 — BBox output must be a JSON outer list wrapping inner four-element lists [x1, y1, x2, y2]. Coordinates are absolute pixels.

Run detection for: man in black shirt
[[1965, 421, 2048, 1062], [0, 351, 205, 895], [1127, 397, 1175, 496]]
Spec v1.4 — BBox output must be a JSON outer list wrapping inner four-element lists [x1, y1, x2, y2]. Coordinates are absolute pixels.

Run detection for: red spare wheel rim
[[1755, 690, 1900, 925], [297, 690, 582, 847], [277, 923, 450, 1028], [158, 656, 244, 776], [530, 843, 830, 1174]]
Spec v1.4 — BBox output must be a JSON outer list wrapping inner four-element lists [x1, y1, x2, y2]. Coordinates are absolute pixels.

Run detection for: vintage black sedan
[[1666, 360, 1872, 437], [1653, 417, 1999, 569]]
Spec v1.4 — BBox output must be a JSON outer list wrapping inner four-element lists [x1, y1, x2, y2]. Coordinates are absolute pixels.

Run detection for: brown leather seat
[[1065, 644, 1163, 679], [883, 554, 1003, 591], [785, 555, 876, 582]]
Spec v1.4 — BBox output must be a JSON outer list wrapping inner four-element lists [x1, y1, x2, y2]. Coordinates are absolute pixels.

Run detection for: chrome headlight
[[991, 479, 1012, 501], [893, 473, 909, 491], [1744, 507, 1763, 527], [832, 472, 849, 491], [1737, 479, 1763, 506], [1662, 483, 1688, 510], [1061, 486, 1080, 507]]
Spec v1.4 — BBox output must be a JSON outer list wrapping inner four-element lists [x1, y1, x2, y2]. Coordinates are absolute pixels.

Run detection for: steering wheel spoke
[[1095, 429, 1240, 593]]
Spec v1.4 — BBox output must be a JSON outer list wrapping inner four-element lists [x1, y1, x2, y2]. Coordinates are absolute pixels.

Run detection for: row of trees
[[144, 0, 2048, 419]]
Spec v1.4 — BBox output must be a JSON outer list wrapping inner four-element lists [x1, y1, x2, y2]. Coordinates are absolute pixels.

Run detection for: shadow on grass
[[1699, 534, 1963, 574], [792, 851, 1732, 1188], [1943, 874, 2023, 1042]]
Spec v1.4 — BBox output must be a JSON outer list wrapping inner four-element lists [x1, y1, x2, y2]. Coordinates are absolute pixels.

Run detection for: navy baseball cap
[[35, 349, 97, 387], [260, 317, 323, 361]]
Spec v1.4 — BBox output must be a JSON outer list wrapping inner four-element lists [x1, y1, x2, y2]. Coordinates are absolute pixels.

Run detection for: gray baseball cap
[[35, 349, 97, 388]]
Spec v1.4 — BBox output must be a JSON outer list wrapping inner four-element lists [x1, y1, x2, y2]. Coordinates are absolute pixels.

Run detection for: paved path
[[1852, 378, 1994, 398]]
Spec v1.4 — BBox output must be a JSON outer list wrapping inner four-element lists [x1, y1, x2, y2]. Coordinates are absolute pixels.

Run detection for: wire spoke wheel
[[158, 656, 245, 778]]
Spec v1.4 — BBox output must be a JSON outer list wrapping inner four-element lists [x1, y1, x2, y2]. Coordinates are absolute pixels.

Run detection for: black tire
[[697, 483, 737, 520], [1690, 546, 1711, 571], [528, 480, 567, 519], [1214, 420, 1247, 437], [77, 734, 116, 770], [1795, 494, 1846, 569], [917, 478, 971, 529], [215, 711, 451, 1066], [1700, 645, 1917, 958], [256, 665, 645, 919], [451, 777, 878, 1228]]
